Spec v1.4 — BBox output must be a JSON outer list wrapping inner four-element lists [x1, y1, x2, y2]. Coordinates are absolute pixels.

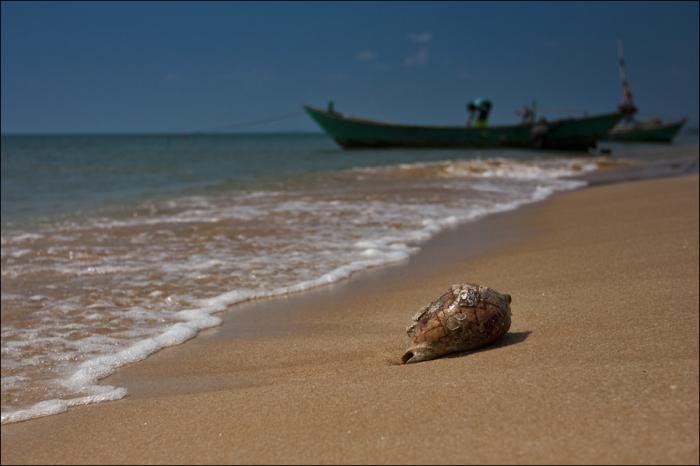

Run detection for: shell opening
[[401, 351, 415, 364]]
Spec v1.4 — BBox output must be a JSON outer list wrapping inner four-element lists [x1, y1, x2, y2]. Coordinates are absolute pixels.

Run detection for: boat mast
[[616, 38, 638, 122]]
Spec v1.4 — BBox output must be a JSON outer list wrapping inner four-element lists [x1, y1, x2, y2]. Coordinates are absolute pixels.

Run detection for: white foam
[[1, 386, 127, 424], [1, 375, 28, 390], [5, 233, 44, 243], [9, 249, 32, 258], [442, 158, 598, 180], [359, 157, 600, 181], [1, 155, 596, 425]]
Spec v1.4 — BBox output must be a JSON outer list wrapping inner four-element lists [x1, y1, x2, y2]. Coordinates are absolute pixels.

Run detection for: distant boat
[[606, 117, 687, 143], [607, 39, 686, 143], [304, 104, 624, 151]]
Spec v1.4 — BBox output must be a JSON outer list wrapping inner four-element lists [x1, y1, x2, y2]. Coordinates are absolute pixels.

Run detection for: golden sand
[[2, 175, 698, 464]]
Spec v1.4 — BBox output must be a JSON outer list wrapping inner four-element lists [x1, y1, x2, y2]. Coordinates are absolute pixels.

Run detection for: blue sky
[[2, 1, 698, 133]]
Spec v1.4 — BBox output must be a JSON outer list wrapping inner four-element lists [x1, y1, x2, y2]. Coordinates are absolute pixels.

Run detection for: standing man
[[466, 98, 492, 128]]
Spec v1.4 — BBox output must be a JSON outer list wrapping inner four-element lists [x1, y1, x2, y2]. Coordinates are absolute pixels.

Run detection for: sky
[[1, 1, 698, 134]]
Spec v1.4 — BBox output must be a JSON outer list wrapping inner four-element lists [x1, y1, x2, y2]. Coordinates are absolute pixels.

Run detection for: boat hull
[[304, 105, 624, 151], [605, 119, 687, 143]]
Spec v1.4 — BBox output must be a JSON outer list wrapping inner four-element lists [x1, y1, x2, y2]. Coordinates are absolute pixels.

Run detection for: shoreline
[[101, 178, 536, 400], [104, 166, 699, 401], [2, 174, 698, 464]]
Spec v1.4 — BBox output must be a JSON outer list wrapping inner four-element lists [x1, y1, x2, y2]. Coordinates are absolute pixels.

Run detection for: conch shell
[[402, 283, 512, 364]]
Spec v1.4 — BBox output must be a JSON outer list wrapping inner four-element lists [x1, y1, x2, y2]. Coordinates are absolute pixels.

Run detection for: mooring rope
[[191, 110, 306, 133]]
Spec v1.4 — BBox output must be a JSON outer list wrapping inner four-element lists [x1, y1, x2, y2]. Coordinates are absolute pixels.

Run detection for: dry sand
[[2, 175, 698, 464]]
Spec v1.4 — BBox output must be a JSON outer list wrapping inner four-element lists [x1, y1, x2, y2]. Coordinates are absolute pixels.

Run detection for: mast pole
[[617, 39, 627, 82], [616, 38, 637, 120]]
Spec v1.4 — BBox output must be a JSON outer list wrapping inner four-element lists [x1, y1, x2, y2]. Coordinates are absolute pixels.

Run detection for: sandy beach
[[2, 174, 698, 465]]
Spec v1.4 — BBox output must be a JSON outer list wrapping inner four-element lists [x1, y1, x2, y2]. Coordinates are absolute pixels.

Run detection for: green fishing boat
[[606, 118, 687, 143], [304, 104, 624, 151]]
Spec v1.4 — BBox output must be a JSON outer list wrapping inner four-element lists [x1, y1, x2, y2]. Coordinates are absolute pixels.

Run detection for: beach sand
[[2, 174, 698, 465]]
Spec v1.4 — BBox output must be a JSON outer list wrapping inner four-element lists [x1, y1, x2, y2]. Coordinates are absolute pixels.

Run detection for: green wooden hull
[[605, 118, 687, 143], [304, 105, 624, 151]]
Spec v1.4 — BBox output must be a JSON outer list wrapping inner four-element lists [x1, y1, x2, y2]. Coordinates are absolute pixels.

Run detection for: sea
[[1, 132, 698, 423]]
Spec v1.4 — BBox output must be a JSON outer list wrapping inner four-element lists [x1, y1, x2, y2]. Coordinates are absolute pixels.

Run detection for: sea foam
[[1, 156, 599, 424]]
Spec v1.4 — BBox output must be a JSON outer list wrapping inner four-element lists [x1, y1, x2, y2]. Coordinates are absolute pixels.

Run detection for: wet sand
[[2, 174, 698, 464]]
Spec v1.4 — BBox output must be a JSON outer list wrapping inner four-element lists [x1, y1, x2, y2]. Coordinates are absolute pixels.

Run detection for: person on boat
[[516, 102, 537, 125], [618, 85, 637, 122], [466, 98, 492, 128], [531, 117, 550, 149]]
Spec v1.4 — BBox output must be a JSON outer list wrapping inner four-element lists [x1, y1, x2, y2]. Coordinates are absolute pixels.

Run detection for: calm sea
[[1, 132, 697, 423]]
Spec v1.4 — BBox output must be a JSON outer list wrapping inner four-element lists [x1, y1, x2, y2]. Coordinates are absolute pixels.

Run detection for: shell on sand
[[401, 283, 512, 364]]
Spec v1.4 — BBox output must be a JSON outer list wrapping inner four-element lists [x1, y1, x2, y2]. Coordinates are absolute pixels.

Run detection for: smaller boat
[[605, 39, 687, 143], [606, 117, 687, 143], [304, 104, 623, 152]]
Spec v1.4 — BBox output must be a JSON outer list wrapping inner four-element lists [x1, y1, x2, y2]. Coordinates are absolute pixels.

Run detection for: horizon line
[[0, 130, 327, 137], [2, 128, 699, 137]]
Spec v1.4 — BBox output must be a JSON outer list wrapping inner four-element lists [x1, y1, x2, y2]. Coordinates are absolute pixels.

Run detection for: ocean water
[[1, 132, 697, 423]]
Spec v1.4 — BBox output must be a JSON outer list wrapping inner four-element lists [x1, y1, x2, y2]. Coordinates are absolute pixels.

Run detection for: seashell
[[401, 283, 512, 364]]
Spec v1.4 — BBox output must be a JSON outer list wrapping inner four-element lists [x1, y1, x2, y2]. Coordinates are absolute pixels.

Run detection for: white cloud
[[408, 32, 432, 44], [355, 50, 376, 62], [403, 47, 430, 67]]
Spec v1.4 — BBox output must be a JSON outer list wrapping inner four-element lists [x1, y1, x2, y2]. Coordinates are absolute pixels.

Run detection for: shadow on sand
[[442, 330, 532, 360], [384, 330, 532, 366], [387, 330, 532, 366]]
